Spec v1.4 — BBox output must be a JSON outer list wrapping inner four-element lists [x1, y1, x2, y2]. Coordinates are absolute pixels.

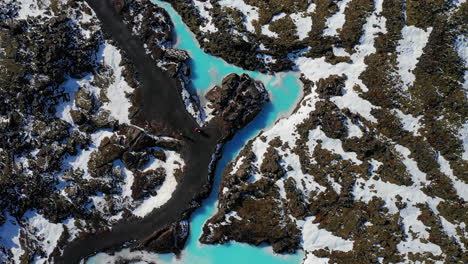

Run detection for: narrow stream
[[88, 1, 304, 263]]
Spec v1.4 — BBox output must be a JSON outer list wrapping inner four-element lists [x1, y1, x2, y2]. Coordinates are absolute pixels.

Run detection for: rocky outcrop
[[141, 220, 189, 254], [131, 168, 166, 200], [206, 73, 269, 139], [316, 74, 346, 99], [200, 179, 301, 254]]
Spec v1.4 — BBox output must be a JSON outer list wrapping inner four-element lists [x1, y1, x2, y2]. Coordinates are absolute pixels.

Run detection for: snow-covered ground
[[296, 0, 388, 123], [300, 216, 354, 252], [101, 43, 134, 124], [218, 0, 259, 33], [16, 0, 51, 19], [396, 26, 433, 90], [193, 0, 217, 33], [261, 13, 286, 38], [133, 150, 185, 217], [0, 214, 23, 263], [323, 0, 353, 37], [291, 12, 313, 40]]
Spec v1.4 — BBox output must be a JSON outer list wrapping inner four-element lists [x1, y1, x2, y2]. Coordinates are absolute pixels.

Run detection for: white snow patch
[[451, 0, 467, 7], [345, 118, 363, 138], [394, 109, 423, 136], [271, 12, 287, 21], [306, 2, 317, 13], [440, 217, 466, 250], [261, 12, 286, 38], [193, 0, 218, 33], [323, 0, 353, 36], [296, 0, 387, 123], [303, 253, 329, 264], [291, 12, 312, 40], [63, 218, 80, 242], [0, 213, 23, 264], [16, 0, 51, 19], [223, 211, 242, 224], [282, 151, 327, 196], [261, 24, 279, 38], [101, 43, 134, 124], [55, 74, 94, 125], [333, 46, 351, 57], [132, 150, 184, 217], [64, 130, 114, 179], [454, 35, 468, 94], [231, 156, 245, 173], [276, 180, 287, 199], [437, 154, 468, 201], [309, 127, 362, 164], [396, 26, 433, 90], [459, 123, 468, 160], [114, 160, 135, 199], [218, 0, 259, 33], [181, 82, 204, 125], [89, 248, 162, 264], [353, 173, 446, 257], [397, 206, 443, 256], [394, 145, 427, 186], [327, 175, 342, 193], [353, 152, 450, 257], [25, 211, 64, 264], [300, 216, 354, 252]]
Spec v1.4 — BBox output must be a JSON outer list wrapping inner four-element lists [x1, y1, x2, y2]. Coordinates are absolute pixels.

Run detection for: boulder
[[88, 136, 126, 177], [74, 87, 95, 112], [122, 151, 149, 170], [90, 109, 117, 129], [70, 109, 87, 125]]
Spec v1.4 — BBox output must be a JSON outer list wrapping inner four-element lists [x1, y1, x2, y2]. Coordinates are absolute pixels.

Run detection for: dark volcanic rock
[[131, 168, 165, 200], [70, 109, 87, 125], [122, 151, 149, 170], [316, 74, 346, 99], [91, 109, 117, 129], [206, 73, 269, 139], [75, 87, 95, 112], [142, 221, 189, 254], [88, 136, 126, 177], [200, 186, 301, 254], [260, 146, 285, 180]]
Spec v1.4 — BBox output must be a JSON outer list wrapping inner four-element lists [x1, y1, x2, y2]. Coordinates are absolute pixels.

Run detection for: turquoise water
[[88, 1, 303, 263]]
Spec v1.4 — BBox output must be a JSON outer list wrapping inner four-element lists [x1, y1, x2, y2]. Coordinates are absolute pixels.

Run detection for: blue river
[[89, 1, 304, 263]]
